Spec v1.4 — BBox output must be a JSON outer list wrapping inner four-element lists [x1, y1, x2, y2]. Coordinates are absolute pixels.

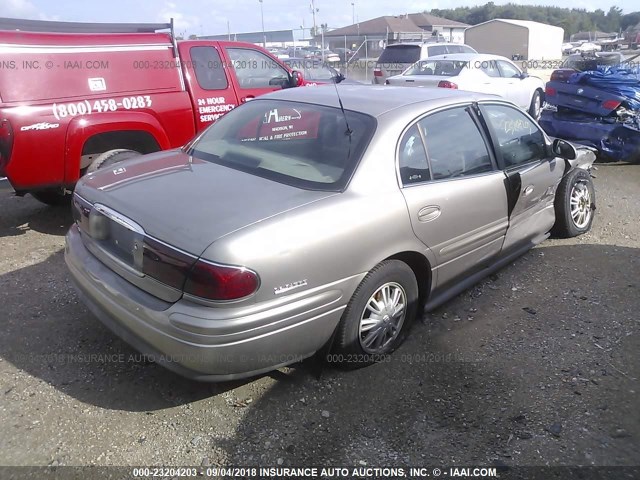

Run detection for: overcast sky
[[1, 0, 637, 37]]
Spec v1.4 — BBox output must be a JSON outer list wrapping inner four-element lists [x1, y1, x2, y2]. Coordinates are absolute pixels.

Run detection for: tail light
[[437, 80, 458, 89], [550, 69, 575, 82], [0, 118, 14, 172], [545, 86, 557, 97], [373, 68, 382, 77], [142, 237, 195, 290], [602, 100, 621, 110], [184, 259, 260, 301]]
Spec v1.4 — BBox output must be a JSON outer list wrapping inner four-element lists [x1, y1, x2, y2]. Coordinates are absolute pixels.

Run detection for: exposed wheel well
[[385, 251, 432, 307], [80, 131, 161, 169]]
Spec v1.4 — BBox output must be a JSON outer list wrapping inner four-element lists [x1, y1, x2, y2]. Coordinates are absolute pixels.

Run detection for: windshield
[[188, 100, 376, 191], [563, 53, 624, 71], [404, 60, 467, 76]]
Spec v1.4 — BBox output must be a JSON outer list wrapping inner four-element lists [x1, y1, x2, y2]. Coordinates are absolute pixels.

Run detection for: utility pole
[[351, 2, 355, 25], [227, 19, 230, 41], [259, 0, 266, 48], [310, 0, 318, 41]]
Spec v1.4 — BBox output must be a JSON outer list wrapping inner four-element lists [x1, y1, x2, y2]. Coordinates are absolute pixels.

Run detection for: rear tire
[[528, 90, 542, 120], [551, 168, 596, 238], [331, 260, 418, 369], [30, 190, 70, 206], [87, 149, 141, 174]]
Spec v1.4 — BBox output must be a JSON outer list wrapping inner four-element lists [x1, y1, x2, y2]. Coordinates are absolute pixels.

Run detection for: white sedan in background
[[385, 53, 545, 118]]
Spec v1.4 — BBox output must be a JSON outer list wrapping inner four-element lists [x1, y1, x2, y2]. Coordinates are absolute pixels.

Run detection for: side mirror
[[269, 77, 290, 89], [335, 72, 345, 83], [290, 70, 304, 87], [552, 138, 577, 160], [519, 72, 529, 79]]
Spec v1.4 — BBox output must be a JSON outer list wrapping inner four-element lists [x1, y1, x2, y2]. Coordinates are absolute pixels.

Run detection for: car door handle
[[523, 185, 534, 196], [417, 206, 441, 222], [241, 96, 255, 103]]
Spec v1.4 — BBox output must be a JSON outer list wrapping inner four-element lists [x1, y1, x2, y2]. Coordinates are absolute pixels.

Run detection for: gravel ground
[[0, 164, 638, 473]]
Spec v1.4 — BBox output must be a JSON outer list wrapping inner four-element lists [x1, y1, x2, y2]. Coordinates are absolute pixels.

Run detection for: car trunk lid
[[73, 149, 335, 299]]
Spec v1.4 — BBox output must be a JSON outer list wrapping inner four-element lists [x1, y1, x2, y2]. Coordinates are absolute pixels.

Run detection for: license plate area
[[88, 204, 145, 272]]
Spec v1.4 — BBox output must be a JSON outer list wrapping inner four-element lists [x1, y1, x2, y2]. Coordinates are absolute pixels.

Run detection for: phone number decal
[[52, 95, 153, 120]]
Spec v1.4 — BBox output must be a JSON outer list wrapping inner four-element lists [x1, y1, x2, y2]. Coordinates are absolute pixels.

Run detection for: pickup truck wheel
[[30, 190, 70, 206], [87, 149, 141, 174], [528, 90, 542, 120], [551, 168, 596, 238], [330, 260, 418, 369]]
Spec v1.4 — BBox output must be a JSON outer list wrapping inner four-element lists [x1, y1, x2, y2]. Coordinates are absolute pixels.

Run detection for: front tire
[[331, 260, 418, 368], [551, 168, 596, 238]]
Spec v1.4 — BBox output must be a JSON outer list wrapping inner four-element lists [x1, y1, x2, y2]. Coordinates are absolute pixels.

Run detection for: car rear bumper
[[65, 224, 353, 382], [539, 110, 640, 162]]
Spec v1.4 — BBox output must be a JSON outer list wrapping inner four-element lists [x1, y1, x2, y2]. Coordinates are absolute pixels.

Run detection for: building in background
[[465, 19, 564, 60], [320, 13, 469, 58]]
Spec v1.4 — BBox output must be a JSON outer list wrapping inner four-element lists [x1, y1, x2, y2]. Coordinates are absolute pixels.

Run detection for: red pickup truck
[[0, 18, 303, 204]]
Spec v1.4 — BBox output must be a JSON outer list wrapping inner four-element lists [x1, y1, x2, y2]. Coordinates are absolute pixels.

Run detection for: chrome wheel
[[358, 282, 407, 354], [570, 180, 592, 229]]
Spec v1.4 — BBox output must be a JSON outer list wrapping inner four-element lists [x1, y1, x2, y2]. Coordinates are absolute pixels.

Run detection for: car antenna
[[330, 72, 352, 137]]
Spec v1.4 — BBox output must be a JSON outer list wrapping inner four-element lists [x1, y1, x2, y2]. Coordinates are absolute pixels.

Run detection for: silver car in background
[[385, 54, 545, 119], [65, 86, 596, 381]]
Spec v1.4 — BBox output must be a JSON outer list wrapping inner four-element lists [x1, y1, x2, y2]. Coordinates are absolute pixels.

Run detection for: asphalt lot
[[0, 163, 638, 470]]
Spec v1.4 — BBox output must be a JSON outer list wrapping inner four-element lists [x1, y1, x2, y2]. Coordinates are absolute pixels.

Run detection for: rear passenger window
[[398, 125, 429, 185], [419, 107, 493, 180], [190, 46, 228, 90], [483, 105, 546, 168]]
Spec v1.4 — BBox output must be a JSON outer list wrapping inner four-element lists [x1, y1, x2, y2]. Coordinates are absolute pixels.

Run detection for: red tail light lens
[[437, 80, 458, 89], [0, 118, 14, 172], [373, 68, 382, 77], [602, 100, 621, 110], [184, 260, 260, 301], [550, 69, 576, 82], [545, 86, 557, 97], [142, 237, 195, 290]]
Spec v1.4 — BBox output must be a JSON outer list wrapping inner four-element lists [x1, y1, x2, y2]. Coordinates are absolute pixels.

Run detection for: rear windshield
[[188, 100, 376, 191], [405, 60, 467, 76], [378, 45, 421, 64], [445, 45, 477, 54]]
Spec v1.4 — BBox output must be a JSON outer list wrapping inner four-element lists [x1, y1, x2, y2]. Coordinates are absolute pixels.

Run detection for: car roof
[[261, 85, 495, 118], [427, 53, 510, 62]]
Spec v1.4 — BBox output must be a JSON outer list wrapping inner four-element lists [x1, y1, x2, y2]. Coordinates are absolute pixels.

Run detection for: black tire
[[551, 168, 596, 238], [528, 90, 542, 120], [30, 190, 71, 206], [87, 149, 140, 174], [331, 260, 418, 369]]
